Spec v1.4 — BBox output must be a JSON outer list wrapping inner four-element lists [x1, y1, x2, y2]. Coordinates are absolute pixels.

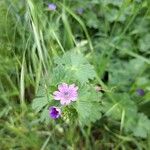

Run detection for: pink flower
[[53, 83, 78, 105]]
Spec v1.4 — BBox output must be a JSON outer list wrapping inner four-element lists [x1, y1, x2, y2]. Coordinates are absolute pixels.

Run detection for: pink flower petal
[[60, 99, 71, 105], [53, 91, 61, 100], [69, 84, 78, 92], [58, 83, 68, 92], [71, 96, 77, 101], [53, 91, 60, 96]]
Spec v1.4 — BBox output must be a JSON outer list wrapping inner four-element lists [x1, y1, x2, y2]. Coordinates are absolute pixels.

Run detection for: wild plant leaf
[[32, 96, 49, 113], [74, 64, 96, 84], [40, 106, 50, 124], [54, 51, 87, 66], [51, 65, 67, 85], [132, 113, 150, 138], [103, 93, 150, 138], [102, 93, 137, 120], [75, 85, 102, 125], [138, 34, 150, 52], [84, 11, 100, 28], [102, 0, 123, 6], [54, 51, 96, 84], [76, 101, 102, 125], [32, 80, 51, 123], [108, 58, 145, 91]]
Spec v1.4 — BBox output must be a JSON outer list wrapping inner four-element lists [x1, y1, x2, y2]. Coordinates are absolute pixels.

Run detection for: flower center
[[64, 92, 69, 95], [64, 92, 70, 99]]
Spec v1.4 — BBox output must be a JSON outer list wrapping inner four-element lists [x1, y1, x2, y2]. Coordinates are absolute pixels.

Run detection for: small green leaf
[[32, 96, 49, 113], [76, 101, 102, 125], [138, 34, 150, 52], [40, 107, 50, 124], [75, 86, 102, 125], [102, 93, 137, 119], [133, 113, 150, 138], [51, 65, 67, 85], [74, 64, 96, 84], [53, 51, 96, 84]]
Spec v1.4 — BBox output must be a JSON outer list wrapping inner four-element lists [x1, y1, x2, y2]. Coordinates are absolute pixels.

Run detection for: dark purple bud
[[136, 89, 145, 96], [77, 8, 84, 15], [49, 106, 61, 119], [48, 3, 56, 11]]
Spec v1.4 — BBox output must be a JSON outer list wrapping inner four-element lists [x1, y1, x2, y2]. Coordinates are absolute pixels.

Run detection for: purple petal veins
[[49, 106, 61, 119], [53, 83, 78, 105]]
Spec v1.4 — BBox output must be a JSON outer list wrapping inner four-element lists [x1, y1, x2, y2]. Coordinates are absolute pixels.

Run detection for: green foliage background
[[0, 0, 150, 149]]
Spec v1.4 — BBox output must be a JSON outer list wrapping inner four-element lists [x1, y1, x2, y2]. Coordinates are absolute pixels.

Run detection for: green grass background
[[0, 0, 150, 149]]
